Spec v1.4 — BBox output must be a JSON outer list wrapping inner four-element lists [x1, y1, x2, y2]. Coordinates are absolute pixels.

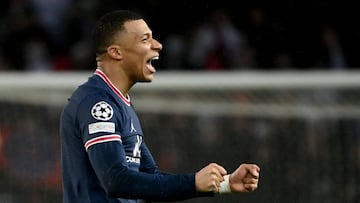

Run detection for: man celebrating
[[60, 10, 260, 203]]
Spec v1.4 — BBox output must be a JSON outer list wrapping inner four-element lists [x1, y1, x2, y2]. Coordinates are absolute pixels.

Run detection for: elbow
[[101, 167, 134, 198], [102, 174, 128, 198], [98, 165, 126, 198], [102, 178, 119, 197], [104, 180, 138, 199], [103, 181, 117, 197]]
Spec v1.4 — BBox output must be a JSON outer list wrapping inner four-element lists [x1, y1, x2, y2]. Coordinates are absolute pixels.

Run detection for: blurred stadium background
[[1, 0, 360, 202], [0, 71, 359, 203]]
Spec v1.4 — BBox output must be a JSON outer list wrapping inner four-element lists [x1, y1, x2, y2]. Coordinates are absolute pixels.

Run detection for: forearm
[[105, 165, 213, 201], [89, 142, 212, 201]]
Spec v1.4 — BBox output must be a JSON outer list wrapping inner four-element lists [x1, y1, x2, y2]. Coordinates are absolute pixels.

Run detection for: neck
[[97, 63, 133, 96]]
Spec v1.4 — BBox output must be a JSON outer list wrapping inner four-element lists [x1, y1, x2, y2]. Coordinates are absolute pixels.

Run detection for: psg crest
[[91, 101, 114, 121]]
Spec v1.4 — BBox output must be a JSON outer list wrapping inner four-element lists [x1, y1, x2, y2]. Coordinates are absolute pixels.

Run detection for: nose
[[152, 39, 163, 51]]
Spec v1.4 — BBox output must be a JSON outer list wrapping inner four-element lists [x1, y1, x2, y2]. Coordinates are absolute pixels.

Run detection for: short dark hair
[[93, 10, 143, 56]]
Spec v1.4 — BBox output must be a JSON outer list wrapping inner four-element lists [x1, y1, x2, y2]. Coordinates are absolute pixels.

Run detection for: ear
[[107, 45, 123, 60]]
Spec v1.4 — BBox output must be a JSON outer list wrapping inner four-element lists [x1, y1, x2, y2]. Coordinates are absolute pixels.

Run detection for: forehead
[[123, 19, 152, 36]]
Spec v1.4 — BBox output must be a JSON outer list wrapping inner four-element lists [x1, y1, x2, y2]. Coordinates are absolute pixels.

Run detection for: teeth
[[145, 56, 158, 73], [148, 56, 159, 65]]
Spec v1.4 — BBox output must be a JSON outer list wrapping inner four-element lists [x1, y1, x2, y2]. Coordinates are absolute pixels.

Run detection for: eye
[[141, 33, 152, 43]]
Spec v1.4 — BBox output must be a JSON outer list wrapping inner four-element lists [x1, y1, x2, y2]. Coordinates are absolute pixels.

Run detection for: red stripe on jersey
[[94, 69, 131, 106], [85, 134, 122, 151]]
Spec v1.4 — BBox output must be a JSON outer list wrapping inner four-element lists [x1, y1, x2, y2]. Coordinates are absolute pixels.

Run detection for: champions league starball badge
[[91, 101, 114, 121]]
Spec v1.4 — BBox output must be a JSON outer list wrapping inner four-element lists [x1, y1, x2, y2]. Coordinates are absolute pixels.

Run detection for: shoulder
[[64, 76, 113, 115], [69, 75, 110, 103]]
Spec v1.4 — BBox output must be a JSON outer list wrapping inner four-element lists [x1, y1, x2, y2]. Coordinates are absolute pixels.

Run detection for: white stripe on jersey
[[85, 134, 122, 151]]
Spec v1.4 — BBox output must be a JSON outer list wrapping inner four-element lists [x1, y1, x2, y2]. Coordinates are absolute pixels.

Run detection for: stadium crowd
[[0, 0, 358, 71]]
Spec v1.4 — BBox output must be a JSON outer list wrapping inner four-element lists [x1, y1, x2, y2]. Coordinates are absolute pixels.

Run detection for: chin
[[137, 75, 154, 83], [145, 76, 154, 82]]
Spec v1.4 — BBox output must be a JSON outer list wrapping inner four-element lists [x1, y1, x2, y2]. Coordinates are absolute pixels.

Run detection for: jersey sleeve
[[76, 95, 123, 151], [139, 140, 159, 173], [76, 95, 213, 201], [88, 141, 213, 201]]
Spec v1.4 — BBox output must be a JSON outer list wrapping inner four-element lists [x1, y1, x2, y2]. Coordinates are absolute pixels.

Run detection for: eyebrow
[[142, 32, 152, 38]]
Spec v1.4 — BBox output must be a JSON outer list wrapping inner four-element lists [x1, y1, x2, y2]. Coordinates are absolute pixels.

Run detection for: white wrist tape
[[219, 174, 231, 194]]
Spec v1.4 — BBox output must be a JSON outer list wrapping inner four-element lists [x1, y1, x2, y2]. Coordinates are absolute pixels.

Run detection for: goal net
[[0, 70, 359, 203]]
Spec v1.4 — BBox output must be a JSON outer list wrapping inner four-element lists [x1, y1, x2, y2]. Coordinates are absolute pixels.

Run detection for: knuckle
[[209, 168, 217, 174]]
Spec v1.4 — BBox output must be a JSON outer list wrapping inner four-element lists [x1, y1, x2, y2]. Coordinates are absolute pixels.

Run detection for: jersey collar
[[94, 68, 131, 106]]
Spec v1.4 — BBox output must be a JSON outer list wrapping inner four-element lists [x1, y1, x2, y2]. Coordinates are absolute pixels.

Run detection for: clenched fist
[[195, 163, 227, 192], [229, 163, 260, 193]]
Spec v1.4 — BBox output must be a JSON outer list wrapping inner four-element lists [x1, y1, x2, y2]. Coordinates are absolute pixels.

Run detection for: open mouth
[[146, 56, 159, 73]]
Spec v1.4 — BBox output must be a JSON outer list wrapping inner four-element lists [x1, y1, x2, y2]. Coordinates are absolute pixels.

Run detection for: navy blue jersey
[[60, 69, 212, 203]]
